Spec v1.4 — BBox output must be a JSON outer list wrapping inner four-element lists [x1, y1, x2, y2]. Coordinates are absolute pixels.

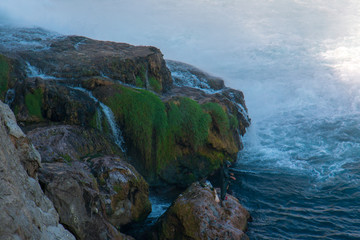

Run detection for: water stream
[[70, 86, 126, 152]]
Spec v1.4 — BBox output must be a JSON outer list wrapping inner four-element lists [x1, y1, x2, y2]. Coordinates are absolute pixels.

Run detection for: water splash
[[166, 60, 221, 94], [25, 61, 61, 80], [70, 86, 126, 152], [0, 26, 58, 52]]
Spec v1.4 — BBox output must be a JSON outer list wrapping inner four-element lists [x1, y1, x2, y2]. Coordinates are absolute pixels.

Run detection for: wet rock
[[12, 77, 97, 125], [150, 182, 250, 240], [166, 60, 225, 90], [6, 35, 172, 93], [0, 100, 75, 240]]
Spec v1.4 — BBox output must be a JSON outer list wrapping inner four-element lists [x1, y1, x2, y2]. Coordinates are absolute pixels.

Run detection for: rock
[[27, 125, 121, 163], [0, 99, 41, 178], [149, 182, 250, 240], [0, 100, 75, 240], [11, 77, 97, 125], [89, 156, 152, 227], [3, 35, 172, 93], [1, 28, 250, 188], [38, 157, 150, 239], [39, 161, 124, 240]]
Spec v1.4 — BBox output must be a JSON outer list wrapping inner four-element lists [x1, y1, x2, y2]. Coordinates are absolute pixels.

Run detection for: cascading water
[[25, 61, 61, 80], [70, 87, 126, 153]]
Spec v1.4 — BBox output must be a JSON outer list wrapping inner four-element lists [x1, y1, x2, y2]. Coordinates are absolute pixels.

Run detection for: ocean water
[[1, 0, 360, 239]]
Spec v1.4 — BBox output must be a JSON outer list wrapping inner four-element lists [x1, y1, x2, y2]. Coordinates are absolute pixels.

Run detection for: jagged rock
[[38, 157, 150, 240], [0, 100, 75, 240], [89, 156, 152, 227], [27, 125, 121, 163], [1, 28, 250, 188], [0, 99, 41, 178], [149, 182, 250, 240]]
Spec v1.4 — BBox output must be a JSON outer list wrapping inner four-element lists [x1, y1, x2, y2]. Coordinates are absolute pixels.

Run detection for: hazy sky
[[1, 0, 360, 116]]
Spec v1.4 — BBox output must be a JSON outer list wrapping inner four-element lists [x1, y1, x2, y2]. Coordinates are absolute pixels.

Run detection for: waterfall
[[25, 61, 60, 80], [70, 86, 126, 152], [4, 88, 15, 105]]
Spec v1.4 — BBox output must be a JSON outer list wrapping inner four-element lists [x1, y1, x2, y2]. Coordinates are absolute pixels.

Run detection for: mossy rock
[[25, 88, 44, 121], [0, 54, 10, 101]]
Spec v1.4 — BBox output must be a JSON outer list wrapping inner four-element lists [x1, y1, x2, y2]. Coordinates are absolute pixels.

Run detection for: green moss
[[105, 86, 168, 173], [229, 113, 239, 130], [90, 108, 102, 131], [135, 76, 145, 88], [202, 102, 230, 134], [0, 55, 10, 100], [149, 76, 162, 93], [98, 177, 106, 186], [25, 88, 44, 120], [60, 154, 73, 165], [102, 87, 233, 183], [113, 184, 122, 193], [173, 98, 211, 150]]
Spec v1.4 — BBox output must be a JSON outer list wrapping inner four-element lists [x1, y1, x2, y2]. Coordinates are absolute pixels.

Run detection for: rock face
[[149, 182, 251, 240], [0, 27, 250, 188], [89, 156, 152, 227], [27, 125, 121, 163], [0, 100, 75, 240], [39, 160, 145, 240], [37, 155, 150, 239]]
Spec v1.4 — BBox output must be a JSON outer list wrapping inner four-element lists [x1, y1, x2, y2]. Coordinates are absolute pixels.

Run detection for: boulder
[[0, 100, 75, 240], [89, 156, 152, 226], [149, 182, 250, 240], [38, 157, 151, 239], [39, 161, 128, 240]]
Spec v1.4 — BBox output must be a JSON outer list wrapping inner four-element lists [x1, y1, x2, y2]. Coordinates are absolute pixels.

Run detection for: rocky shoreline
[[0, 27, 251, 239]]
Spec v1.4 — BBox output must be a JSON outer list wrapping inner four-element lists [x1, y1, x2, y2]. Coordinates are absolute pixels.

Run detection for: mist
[[1, 0, 360, 118]]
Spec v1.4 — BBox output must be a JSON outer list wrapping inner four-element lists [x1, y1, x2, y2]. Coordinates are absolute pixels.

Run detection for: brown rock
[[38, 157, 151, 240], [150, 182, 250, 240], [89, 156, 152, 227], [38, 161, 124, 240]]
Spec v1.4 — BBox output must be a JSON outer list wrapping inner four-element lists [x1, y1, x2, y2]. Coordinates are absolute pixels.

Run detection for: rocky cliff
[[0, 28, 250, 186], [0, 27, 251, 239], [0, 100, 75, 240]]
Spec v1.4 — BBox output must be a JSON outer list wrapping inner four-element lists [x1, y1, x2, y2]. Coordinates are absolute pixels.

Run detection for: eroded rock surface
[[90, 156, 152, 226], [39, 157, 150, 240], [149, 182, 251, 240], [27, 124, 121, 163], [0, 100, 75, 240]]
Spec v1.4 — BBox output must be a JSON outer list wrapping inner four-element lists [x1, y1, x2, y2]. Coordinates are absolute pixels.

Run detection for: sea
[[1, 0, 360, 239]]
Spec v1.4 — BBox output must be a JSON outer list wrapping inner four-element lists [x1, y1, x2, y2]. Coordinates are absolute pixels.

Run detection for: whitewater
[[1, 0, 360, 239]]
